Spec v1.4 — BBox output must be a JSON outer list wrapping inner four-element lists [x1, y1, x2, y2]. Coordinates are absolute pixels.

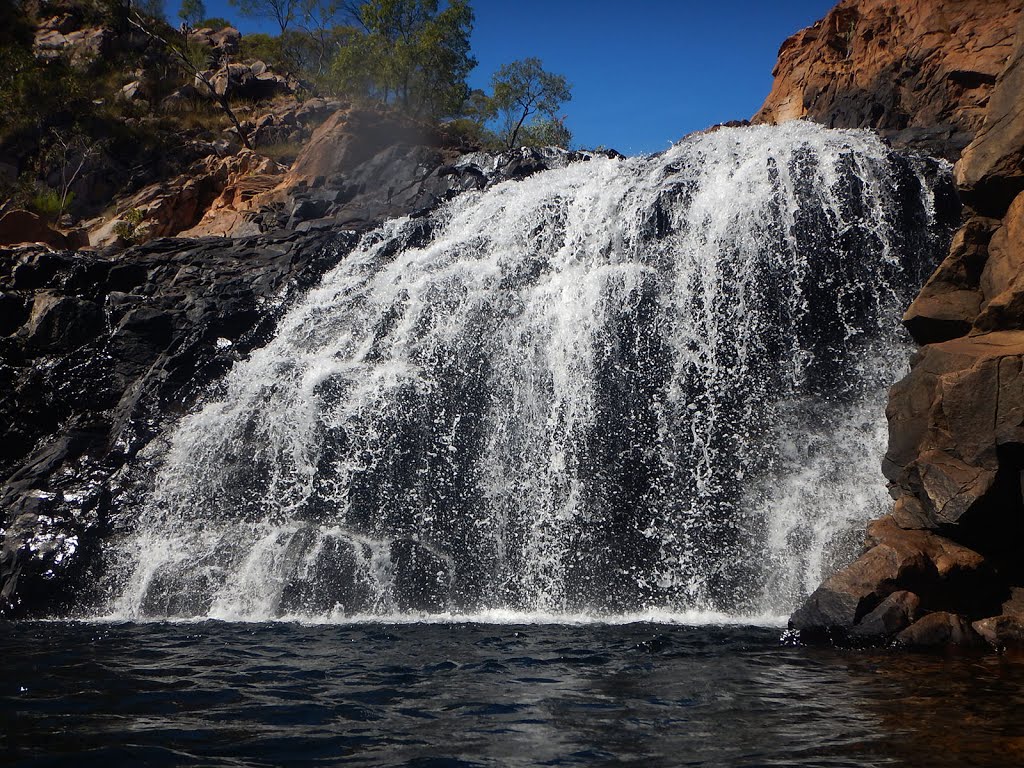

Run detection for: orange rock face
[[956, 13, 1024, 215], [754, 0, 1021, 159]]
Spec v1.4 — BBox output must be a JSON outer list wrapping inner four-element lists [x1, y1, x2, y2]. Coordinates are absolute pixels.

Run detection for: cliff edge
[[754, 0, 1020, 161], [780, 3, 1024, 649]]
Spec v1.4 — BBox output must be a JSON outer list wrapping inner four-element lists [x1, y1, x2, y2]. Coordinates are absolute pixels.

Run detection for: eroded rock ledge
[[791, 8, 1024, 650]]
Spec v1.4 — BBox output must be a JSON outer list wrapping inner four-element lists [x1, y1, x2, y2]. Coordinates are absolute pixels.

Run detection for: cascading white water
[[106, 122, 951, 622]]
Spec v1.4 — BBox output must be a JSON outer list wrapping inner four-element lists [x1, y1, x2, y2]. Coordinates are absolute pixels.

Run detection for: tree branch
[[127, 9, 253, 150]]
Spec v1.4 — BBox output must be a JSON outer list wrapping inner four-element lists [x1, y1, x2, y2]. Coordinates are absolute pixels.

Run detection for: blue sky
[[180, 0, 837, 155]]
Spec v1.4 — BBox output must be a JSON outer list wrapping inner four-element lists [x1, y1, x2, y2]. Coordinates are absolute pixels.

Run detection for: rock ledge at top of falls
[[753, 0, 1021, 161], [790, 6, 1024, 651]]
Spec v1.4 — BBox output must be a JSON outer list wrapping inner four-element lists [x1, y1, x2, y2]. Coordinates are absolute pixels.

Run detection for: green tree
[[199, 17, 233, 29], [178, 0, 206, 28], [296, 0, 355, 79], [228, 0, 299, 37], [330, 0, 475, 118], [519, 116, 571, 149], [490, 57, 571, 149]]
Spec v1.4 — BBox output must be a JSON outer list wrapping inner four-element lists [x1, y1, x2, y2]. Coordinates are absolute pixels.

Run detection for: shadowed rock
[[897, 611, 984, 647], [852, 590, 921, 637], [956, 13, 1024, 217]]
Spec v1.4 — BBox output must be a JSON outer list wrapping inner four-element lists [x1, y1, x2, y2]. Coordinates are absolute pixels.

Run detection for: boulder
[[791, 516, 991, 638], [34, 25, 110, 67], [210, 26, 241, 55], [897, 611, 983, 647], [973, 192, 1024, 331], [902, 216, 998, 344], [972, 614, 1024, 647], [791, 534, 932, 634], [190, 26, 239, 57], [883, 332, 1024, 527], [0, 210, 79, 250], [851, 590, 921, 637], [203, 63, 290, 101], [973, 588, 1024, 647]]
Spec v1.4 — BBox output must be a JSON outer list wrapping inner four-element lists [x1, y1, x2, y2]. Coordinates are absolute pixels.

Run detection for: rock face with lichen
[[754, 0, 1021, 160], [787, 7, 1024, 649]]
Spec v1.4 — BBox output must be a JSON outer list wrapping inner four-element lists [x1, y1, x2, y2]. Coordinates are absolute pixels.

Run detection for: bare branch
[[126, 7, 254, 150]]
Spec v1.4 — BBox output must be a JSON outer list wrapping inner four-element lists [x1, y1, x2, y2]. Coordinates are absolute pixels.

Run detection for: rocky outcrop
[[0, 210, 88, 250], [88, 150, 287, 246], [34, 23, 113, 68], [791, 3, 1024, 650], [0, 231, 349, 617], [198, 62, 293, 102], [185, 104, 598, 237], [754, 0, 1021, 160], [189, 25, 241, 57]]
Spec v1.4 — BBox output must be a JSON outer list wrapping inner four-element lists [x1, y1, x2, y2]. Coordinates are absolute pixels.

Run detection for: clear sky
[[179, 0, 838, 155]]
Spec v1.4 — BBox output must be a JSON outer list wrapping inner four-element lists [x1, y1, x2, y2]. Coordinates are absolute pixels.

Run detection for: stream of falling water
[[105, 122, 952, 622]]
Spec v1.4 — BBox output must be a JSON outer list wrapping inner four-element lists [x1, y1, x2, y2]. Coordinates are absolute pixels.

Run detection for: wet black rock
[[0, 230, 354, 617]]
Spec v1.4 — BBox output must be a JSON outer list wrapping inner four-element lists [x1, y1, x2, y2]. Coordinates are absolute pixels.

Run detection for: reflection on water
[[1, 622, 1020, 767]]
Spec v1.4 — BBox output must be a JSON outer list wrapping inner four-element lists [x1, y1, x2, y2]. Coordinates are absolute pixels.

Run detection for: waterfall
[[106, 122, 951, 622]]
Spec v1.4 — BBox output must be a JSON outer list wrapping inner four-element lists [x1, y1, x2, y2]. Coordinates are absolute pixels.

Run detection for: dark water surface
[[1, 621, 1021, 767]]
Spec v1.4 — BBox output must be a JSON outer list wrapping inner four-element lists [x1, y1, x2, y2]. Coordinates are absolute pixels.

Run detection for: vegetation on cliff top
[[0, 0, 573, 226]]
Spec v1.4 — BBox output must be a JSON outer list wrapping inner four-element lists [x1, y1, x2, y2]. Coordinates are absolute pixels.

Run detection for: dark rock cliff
[[0, 231, 347, 615], [783, 4, 1024, 649]]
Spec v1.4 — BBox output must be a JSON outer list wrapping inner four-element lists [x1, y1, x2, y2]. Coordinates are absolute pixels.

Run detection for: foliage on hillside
[[0, 0, 573, 225]]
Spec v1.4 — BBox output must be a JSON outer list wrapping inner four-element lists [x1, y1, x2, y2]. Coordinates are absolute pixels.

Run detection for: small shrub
[[31, 189, 68, 221], [113, 208, 147, 242], [442, 118, 491, 149], [199, 17, 233, 30]]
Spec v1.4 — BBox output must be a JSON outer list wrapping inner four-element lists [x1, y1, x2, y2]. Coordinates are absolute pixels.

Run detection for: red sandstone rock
[[955, 13, 1024, 216], [754, 0, 1020, 159], [852, 590, 921, 637], [973, 588, 1024, 647], [282, 106, 443, 190], [0, 210, 77, 250], [973, 192, 1024, 330], [902, 216, 998, 344], [791, 516, 988, 636], [89, 151, 286, 246], [883, 331, 1024, 527]]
